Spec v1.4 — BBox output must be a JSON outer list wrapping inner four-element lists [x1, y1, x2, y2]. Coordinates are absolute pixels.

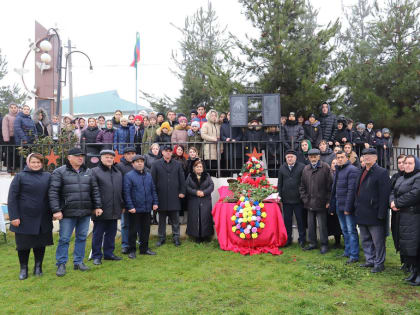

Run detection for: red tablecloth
[[212, 202, 287, 255]]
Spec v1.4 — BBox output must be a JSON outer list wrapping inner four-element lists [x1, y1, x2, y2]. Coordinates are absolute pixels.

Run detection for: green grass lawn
[[1, 233, 420, 314]]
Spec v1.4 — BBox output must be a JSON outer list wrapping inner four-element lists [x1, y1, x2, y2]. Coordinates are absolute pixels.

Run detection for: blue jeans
[[336, 210, 359, 260], [56, 216, 91, 265], [121, 213, 129, 249]]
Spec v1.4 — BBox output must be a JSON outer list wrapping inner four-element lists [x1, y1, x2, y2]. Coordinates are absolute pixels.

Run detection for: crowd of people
[[1, 102, 394, 175], [3, 101, 419, 286]]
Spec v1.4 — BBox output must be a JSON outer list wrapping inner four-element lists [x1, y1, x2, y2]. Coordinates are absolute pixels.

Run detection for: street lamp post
[[17, 26, 92, 119]]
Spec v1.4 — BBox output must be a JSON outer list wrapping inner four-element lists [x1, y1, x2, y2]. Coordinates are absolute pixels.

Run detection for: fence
[[0, 141, 419, 177]]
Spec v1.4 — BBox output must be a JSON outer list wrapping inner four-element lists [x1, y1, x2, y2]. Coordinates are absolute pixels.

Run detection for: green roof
[[62, 90, 149, 115]]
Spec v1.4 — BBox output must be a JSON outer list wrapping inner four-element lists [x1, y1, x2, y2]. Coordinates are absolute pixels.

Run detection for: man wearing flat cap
[[299, 148, 332, 254], [278, 149, 307, 247], [123, 155, 159, 258], [354, 148, 391, 273], [90, 150, 124, 265], [115, 146, 136, 254], [49, 147, 102, 276], [151, 144, 186, 247]]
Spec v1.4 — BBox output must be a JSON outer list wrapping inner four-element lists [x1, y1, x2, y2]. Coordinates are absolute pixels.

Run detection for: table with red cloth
[[212, 201, 288, 255]]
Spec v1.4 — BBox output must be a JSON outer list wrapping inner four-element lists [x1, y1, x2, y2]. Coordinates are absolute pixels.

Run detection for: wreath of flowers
[[231, 196, 267, 240]]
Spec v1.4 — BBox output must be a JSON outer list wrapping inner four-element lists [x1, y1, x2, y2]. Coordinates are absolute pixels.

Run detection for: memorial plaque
[[262, 94, 281, 126], [36, 99, 53, 119], [230, 96, 248, 127]]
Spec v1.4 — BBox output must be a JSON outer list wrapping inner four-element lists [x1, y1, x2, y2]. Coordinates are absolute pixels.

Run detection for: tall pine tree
[[171, 1, 243, 114], [339, 0, 420, 137], [235, 0, 340, 115]]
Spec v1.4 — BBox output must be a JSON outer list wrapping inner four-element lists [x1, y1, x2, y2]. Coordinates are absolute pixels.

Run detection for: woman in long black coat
[[186, 160, 215, 242], [7, 153, 53, 280], [390, 155, 420, 286]]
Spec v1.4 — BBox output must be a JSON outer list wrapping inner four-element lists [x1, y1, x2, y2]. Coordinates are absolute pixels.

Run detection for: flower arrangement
[[231, 196, 266, 239], [240, 156, 264, 176], [224, 149, 276, 239]]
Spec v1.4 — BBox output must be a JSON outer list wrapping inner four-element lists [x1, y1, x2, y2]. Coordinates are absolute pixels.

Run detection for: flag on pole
[[130, 32, 140, 67]]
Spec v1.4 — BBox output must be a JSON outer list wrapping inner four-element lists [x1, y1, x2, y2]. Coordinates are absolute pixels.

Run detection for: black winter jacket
[[354, 164, 390, 225], [49, 161, 102, 217], [283, 120, 304, 150], [91, 163, 124, 221], [320, 148, 335, 166], [390, 168, 420, 256], [82, 126, 101, 154], [244, 126, 264, 153], [144, 151, 161, 172], [220, 120, 243, 158], [263, 131, 282, 164], [319, 105, 337, 142], [186, 172, 215, 238], [304, 121, 322, 148], [278, 162, 305, 204], [151, 158, 186, 211], [8, 167, 52, 235], [115, 158, 133, 176]]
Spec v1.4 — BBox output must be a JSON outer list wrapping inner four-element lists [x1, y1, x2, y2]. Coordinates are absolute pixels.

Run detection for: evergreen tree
[[235, 0, 340, 115], [171, 1, 242, 114], [0, 49, 27, 115], [339, 0, 420, 137]]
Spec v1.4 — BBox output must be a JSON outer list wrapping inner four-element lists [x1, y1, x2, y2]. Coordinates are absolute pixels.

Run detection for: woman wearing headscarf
[[390, 155, 420, 286], [390, 154, 406, 269], [296, 139, 312, 165], [186, 160, 215, 242], [7, 153, 53, 280]]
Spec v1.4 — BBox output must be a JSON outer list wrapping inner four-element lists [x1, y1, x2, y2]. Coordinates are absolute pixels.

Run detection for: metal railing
[[1, 141, 419, 177]]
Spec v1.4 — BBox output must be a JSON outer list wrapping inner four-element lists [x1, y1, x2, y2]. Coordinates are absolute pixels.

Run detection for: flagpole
[[135, 64, 138, 113]]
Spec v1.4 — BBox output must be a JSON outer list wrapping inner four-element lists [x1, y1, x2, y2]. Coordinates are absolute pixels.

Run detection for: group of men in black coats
[[278, 146, 392, 273], [49, 144, 186, 277]]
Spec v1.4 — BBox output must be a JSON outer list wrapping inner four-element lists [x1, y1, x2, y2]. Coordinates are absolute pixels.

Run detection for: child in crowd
[[171, 116, 189, 145], [382, 128, 392, 169], [96, 119, 115, 150], [130, 115, 144, 154], [186, 146, 200, 179], [50, 115, 60, 141], [142, 113, 159, 154], [187, 119, 203, 153], [155, 121, 173, 149]]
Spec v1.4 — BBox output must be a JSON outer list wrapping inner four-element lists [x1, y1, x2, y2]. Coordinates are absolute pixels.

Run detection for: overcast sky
[[1, 0, 363, 109]]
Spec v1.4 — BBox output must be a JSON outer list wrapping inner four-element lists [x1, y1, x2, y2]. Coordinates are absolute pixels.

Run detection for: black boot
[[401, 263, 411, 272], [410, 275, 420, 286], [19, 264, 28, 280], [405, 267, 417, 282], [34, 261, 43, 276]]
